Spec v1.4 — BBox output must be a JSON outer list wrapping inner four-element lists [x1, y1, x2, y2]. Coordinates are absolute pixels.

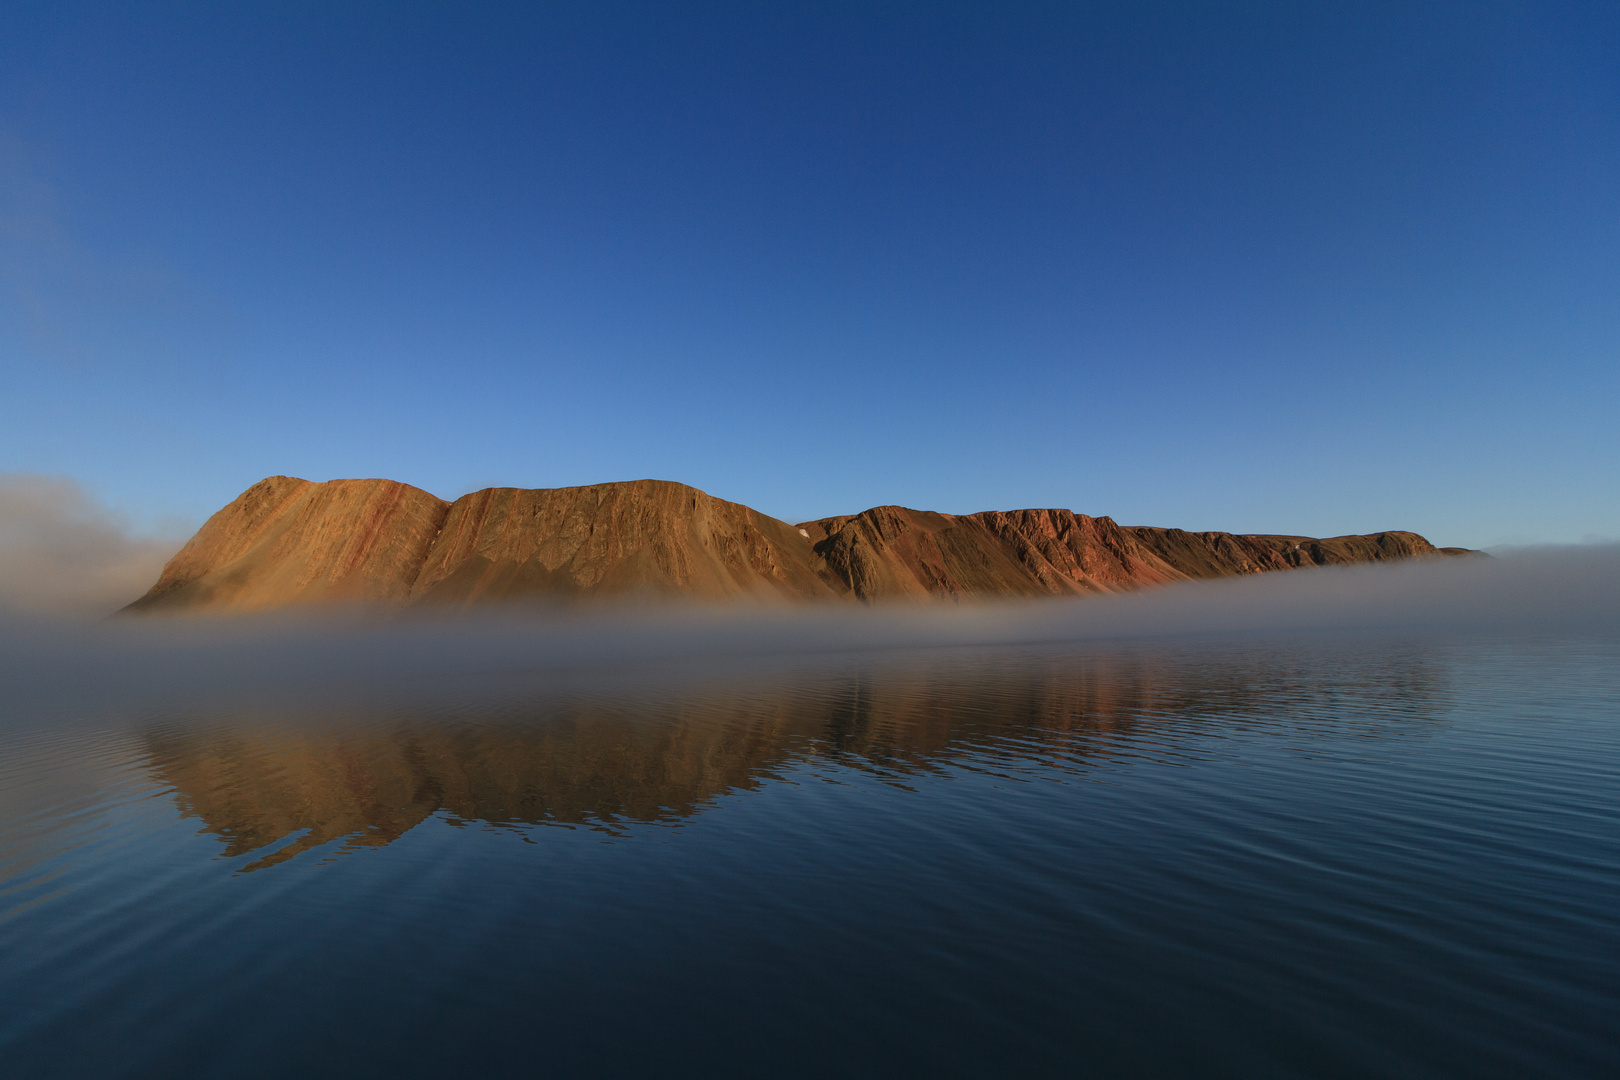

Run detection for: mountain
[[800, 505, 1451, 601], [123, 476, 1470, 613]]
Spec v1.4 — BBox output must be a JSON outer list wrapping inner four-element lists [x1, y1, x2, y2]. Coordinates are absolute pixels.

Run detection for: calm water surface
[[2, 630, 1617, 1078]]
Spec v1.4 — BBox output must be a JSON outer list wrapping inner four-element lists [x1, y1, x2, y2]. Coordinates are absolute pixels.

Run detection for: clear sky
[[1, 1, 1616, 547]]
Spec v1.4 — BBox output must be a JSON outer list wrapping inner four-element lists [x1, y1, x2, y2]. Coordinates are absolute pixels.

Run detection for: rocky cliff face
[[408, 481, 833, 605], [127, 477, 450, 612], [797, 506, 1451, 602], [125, 475, 1467, 613], [128, 476, 842, 612]]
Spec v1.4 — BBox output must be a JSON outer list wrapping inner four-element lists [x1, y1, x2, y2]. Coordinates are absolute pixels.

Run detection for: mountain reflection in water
[[141, 644, 1449, 871], [5, 630, 1618, 1080]]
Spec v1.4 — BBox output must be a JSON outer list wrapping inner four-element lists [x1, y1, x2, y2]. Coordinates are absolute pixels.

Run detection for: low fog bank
[[0, 474, 184, 616], [0, 544, 1614, 718]]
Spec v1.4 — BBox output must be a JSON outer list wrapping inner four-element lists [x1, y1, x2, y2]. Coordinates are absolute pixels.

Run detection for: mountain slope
[[795, 507, 1447, 601], [126, 477, 450, 612], [125, 476, 1467, 614], [128, 476, 845, 613], [408, 480, 837, 604]]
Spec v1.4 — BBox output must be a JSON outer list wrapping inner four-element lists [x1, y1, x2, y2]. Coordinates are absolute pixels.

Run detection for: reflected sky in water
[[2, 632, 1617, 1079]]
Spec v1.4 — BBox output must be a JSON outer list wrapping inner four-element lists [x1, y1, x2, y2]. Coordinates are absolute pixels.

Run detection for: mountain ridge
[[124, 476, 1473, 613]]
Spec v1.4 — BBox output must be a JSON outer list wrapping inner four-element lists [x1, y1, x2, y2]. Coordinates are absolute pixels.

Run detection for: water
[[2, 628, 1617, 1078]]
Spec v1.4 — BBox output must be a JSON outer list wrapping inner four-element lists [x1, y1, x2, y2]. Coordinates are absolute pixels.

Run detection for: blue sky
[[1, 1, 1616, 547]]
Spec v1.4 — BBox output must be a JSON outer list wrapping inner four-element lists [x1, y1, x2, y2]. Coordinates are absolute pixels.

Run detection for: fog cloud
[[0, 474, 184, 615], [0, 541, 1614, 721]]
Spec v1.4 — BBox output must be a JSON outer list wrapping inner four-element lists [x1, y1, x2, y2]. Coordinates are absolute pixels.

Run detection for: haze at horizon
[[2, 1, 1617, 548]]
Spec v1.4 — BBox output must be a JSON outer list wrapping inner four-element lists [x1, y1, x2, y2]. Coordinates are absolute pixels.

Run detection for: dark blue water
[[2, 631, 1617, 1078]]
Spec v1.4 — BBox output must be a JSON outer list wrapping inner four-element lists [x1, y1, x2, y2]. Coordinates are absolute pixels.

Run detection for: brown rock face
[[126, 477, 451, 612], [798, 507, 1187, 600], [125, 476, 1471, 613], [796, 507, 1453, 602], [408, 480, 836, 604], [128, 476, 844, 613]]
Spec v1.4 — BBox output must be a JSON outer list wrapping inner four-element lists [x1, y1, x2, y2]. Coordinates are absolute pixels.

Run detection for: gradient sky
[[1, 1, 1616, 547]]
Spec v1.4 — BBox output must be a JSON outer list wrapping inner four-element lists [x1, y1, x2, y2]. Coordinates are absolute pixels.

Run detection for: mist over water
[[2, 548, 1618, 1078], [0, 474, 184, 617], [4, 542, 1617, 701]]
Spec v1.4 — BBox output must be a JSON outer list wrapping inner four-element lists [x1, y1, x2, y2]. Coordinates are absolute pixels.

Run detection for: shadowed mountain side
[[140, 650, 1448, 871], [124, 475, 1470, 613]]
